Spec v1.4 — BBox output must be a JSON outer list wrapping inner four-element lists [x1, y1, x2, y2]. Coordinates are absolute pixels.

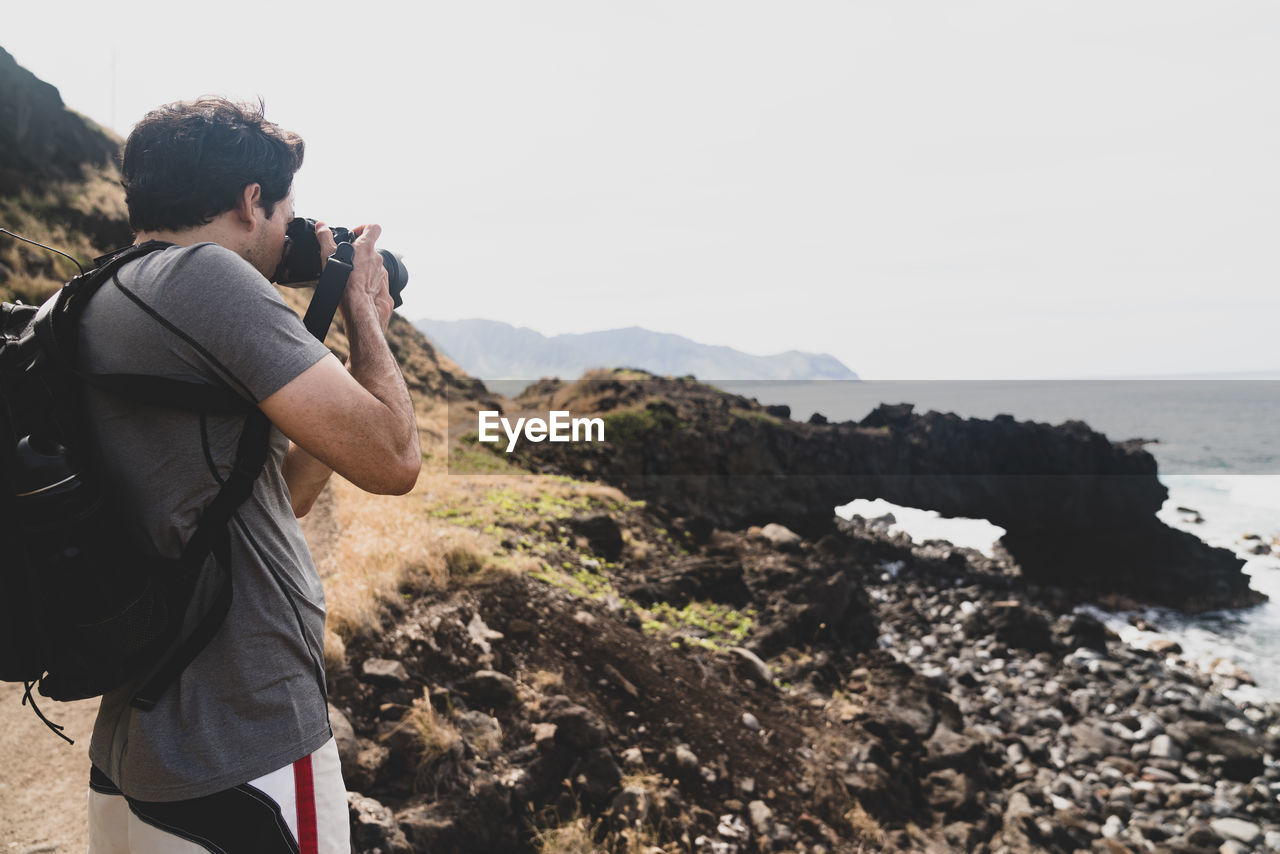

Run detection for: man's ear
[[234, 183, 265, 229]]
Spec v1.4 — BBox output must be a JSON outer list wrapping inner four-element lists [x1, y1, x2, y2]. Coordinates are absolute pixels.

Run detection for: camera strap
[[302, 242, 354, 341]]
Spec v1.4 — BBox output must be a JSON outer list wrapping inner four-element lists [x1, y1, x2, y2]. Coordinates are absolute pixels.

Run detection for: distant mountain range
[[414, 319, 859, 382]]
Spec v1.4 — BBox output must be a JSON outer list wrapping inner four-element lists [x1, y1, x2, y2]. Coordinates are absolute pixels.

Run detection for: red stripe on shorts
[[293, 753, 318, 854]]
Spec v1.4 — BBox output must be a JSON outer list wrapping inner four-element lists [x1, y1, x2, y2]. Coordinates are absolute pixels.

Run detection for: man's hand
[[317, 222, 393, 333]]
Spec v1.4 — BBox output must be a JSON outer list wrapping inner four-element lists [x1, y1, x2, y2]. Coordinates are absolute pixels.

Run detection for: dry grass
[[318, 398, 479, 636], [322, 629, 347, 673], [322, 471, 531, 637], [533, 816, 670, 854], [531, 771, 679, 854], [626, 537, 654, 562], [529, 669, 565, 694], [407, 691, 462, 765], [311, 352, 629, 654], [320, 404, 623, 641], [321, 476, 438, 636], [533, 818, 601, 854], [443, 542, 488, 578], [0, 165, 129, 303], [844, 803, 888, 848], [518, 668, 567, 712], [398, 689, 467, 796]]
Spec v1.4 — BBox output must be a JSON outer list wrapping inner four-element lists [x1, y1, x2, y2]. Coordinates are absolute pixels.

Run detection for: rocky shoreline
[[328, 500, 1280, 853], [843, 514, 1279, 853]]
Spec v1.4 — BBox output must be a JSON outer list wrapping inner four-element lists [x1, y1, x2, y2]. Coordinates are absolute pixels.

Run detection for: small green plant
[[448, 441, 521, 474], [641, 601, 757, 652], [530, 560, 621, 602], [482, 487, 598, 525], [599, 405, 679, 444]]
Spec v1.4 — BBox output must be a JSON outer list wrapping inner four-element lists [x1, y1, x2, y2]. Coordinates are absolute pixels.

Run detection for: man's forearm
[[282, 308, 418, 513], [283, 443, 332, 517], [343, 296, 420, 475], [262, 224, 420, 496]]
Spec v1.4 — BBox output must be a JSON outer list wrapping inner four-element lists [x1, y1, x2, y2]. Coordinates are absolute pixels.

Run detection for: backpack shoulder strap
[[129, 408, 273, 711], [31, 241, 174, 374]]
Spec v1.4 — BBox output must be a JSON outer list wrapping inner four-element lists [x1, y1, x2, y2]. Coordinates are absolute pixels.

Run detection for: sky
[[4, 1, 1277, 379]]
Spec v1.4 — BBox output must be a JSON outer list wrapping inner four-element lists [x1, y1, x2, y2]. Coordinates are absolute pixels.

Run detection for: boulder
[[458, 669, 519, 707], [964, 601, 1055, 654], [568, 513, 625, 561], [360, 658, 410, 687], [348, 793, 411, 854]]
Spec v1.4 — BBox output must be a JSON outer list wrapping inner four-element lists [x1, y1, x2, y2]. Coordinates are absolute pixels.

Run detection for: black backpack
[[0, 241, 271, 740]]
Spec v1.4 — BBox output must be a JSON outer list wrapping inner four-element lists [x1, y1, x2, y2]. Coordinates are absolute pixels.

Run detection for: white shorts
[[87, 737, 350, 854]]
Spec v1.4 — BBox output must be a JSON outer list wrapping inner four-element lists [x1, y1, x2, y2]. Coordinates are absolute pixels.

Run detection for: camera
[[272, 217, 409, 308]]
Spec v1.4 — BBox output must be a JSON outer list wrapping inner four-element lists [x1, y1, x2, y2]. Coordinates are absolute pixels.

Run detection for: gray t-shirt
[[80, 242, 334, 801]]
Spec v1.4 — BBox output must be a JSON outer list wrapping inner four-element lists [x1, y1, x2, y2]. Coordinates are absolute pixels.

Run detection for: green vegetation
[[530, 559, 618, 602], [731, 409, 783, 427], [606, 368, 653, 381], [428, 484, 609, 530], [600, 402, 682, 444], [531, 554, 757, 653], [447, 439, 522, 474], [487, 486, 596, 522], [642, 600, 757, 652]]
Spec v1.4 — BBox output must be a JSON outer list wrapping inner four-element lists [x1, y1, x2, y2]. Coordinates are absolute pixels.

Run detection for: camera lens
[[379, 250, 408, 308]]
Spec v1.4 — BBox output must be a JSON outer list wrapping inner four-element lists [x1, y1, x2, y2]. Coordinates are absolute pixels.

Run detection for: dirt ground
[[0, 682, 96, 852]]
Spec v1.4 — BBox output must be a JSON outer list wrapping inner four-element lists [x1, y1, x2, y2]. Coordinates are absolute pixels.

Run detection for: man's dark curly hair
[[121, 97, 305, 232]]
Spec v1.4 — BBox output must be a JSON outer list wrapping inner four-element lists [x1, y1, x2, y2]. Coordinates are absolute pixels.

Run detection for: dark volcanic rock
[[1166, 720, 1265, 782], [963, 601, 1055, 654], [749, 568, 878, 661], [571, 746, 624, 806], [1056, 611, 1112, 652], [544, 696, 609, 750], [361, 657, 410, 687], [0, 48, 135, 257], [349, 793, 412, 854], [459, 669, 520, 707], [621, 555, 751, 608], [512, 373, 1259, 611], [567, 513, 625, 561]]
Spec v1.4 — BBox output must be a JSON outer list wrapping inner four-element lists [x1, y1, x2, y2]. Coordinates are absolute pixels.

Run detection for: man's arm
[[280, 441, 336, 517], [261, 224, 420, 515]]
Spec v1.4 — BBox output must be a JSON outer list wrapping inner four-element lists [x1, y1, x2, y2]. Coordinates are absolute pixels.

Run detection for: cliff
[[505, 371, 1259, 612]]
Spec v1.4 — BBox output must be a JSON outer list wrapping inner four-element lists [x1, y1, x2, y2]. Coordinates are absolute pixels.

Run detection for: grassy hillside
[[0, 52, 130, 301]]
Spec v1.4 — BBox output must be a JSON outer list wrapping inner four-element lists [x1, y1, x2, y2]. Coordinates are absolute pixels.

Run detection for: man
[[79, 97, 419, 853]]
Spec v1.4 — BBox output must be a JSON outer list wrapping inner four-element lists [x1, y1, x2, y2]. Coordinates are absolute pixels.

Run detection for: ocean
[[719, 379, 1280, 699]]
